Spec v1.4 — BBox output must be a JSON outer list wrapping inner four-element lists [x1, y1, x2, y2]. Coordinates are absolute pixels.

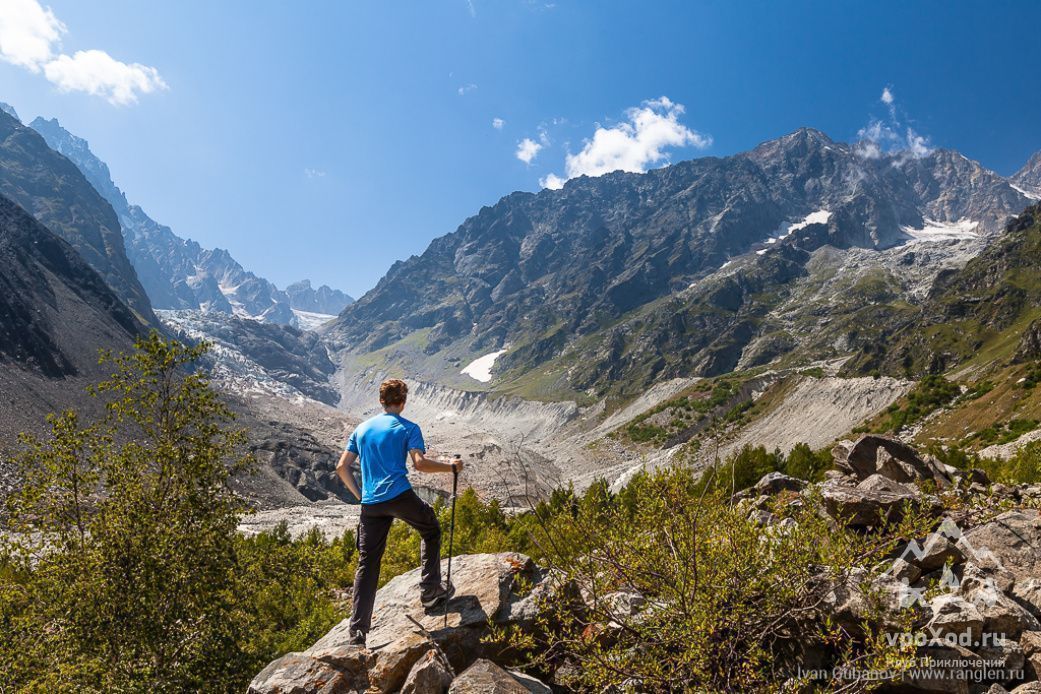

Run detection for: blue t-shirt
[[346, 412, 425, 504]]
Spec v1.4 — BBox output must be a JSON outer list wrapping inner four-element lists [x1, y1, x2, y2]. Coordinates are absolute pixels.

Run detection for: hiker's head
[[379, 379, 408, 412]]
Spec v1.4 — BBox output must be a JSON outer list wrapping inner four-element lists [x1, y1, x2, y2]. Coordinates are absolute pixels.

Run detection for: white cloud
[[855, 86, 932, 161], [0, 0, 63, 71], [465, 0, 477, 17], [457, 82, 477, 96], [492, 117, 505, 130], [539, 172, 565, 190], [0, 0, 166, 105], [44, 50, 166, 105], [516, 137, 542, 164], [540, 96, 710, 188], [304, 168, 326, 178]]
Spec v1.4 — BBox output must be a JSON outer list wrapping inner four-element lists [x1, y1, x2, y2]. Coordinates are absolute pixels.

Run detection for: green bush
[[882, 375, 961, 431], [497, 466, 925, 691]]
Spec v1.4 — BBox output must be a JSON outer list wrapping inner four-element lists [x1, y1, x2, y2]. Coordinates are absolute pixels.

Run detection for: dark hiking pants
[[349, 489, 442, 635]]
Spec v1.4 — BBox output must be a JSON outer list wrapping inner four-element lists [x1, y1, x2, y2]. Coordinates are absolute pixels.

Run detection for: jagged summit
[[0, 102, 19, 122], [1013, 149, 1041, 196], [28, 115, 353, 326], [326, 127, 1032, 398], [0, 109, 156, 325]]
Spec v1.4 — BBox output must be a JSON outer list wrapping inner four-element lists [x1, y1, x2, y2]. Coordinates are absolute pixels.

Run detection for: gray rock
[[310, 553, 564, 671], [887, 557, 923, 584], [821, 474, 918, 527], [927, 594, 985, 640], [754, 471, 808, 495], [507, 669, 553, 694], [841, 434, 955, 487], [963, 584, 1041, 639], [448, 660, 530, 693], [963, 511, 1041, 581], [913, 532, 965, 573], [401, 646, 454, 694], [367, 632, 445, 693], [875, 447, 918, 483], [248, 646, 372, 694]]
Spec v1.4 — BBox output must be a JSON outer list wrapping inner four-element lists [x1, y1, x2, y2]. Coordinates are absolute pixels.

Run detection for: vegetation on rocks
[[492, 466, 929, 692]]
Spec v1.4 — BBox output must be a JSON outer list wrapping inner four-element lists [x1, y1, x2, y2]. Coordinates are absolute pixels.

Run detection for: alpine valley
[[5, 95, 1041, 517]]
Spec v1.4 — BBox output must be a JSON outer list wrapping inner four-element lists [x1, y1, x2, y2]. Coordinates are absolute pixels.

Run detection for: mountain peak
[[1014, 149, 1041, 193], [746, 127, 838, 163], [0, 102, 20, 122], [784, 127, 834, 144]]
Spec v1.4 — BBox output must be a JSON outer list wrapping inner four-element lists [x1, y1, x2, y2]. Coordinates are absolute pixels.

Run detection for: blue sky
[[2, 1, 1041, 298]]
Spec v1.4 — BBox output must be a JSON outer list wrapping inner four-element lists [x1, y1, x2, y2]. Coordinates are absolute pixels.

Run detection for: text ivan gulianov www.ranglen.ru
[[799, 660, 1023, 684]]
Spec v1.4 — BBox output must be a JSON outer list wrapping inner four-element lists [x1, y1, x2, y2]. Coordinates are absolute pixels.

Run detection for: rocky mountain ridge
[[326, 128, 1031, 400], [27, 116, 353, 326], [1013, 151, 1041, 198], [0, 108, 156, 326]]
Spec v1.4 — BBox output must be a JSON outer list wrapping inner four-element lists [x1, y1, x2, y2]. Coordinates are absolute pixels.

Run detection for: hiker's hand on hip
[[451, 459, 464, 473]]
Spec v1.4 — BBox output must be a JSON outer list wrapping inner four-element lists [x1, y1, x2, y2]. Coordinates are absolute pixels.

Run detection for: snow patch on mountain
[[292, 309, 337, 331], [461, 349, 507, 382], [1012, 183, 1041, 201], [901, 218, 980, 241]]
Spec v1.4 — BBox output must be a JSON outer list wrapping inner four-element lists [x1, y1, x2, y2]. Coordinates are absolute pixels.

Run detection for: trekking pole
[[444, 454, 460, 628]]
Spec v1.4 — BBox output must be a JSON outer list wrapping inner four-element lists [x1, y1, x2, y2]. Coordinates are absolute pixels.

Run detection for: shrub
[[498, 466, 924, 691]]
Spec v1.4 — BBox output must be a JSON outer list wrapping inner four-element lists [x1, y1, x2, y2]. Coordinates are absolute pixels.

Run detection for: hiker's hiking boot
[[347, 631, 366, 647], [421, 581, 455, 609]]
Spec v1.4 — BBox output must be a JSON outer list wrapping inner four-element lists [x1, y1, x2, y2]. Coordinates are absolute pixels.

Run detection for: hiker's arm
[[336, 450, 362, 500], [410, 449, 463, 474]]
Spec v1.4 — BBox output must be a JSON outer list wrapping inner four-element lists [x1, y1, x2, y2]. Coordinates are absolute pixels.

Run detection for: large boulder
[[821, 474, 920, 527], [448, 659, 546, 693], [250, 553, 563, 693], [754, 471, 807, 495], [401, 647, 454, 694], [835, 434, 954, 487], [311, 553, 557, 668], [926, 594, 984, 640], [962, 511, 1041, 582], [248, 647, 372, 694]]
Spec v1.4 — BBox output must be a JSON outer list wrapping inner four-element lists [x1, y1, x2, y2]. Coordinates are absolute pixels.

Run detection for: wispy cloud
[[855, 85, 932, 161], [516, 137, 542, 164], [304, 168, 326, 179], [0, 0, 166, 105], [457, 82, 478, 96], [492, 117, 505, 130], [465, 0, 477, 18], [540, 96, 711, 190]]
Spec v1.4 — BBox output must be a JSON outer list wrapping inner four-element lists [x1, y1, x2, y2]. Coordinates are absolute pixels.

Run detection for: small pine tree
[[0, 332, 253, 691]]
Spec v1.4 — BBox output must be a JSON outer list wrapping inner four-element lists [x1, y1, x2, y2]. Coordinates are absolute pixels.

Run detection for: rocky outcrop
[[29, 116, 351, 326], [448, 660, 544, 693], [0, 110, 155, 325], [250, 553, 559, 694], [833, 433, 956, 487], [0, 192, 140, 453], [820, 474, 924, 528], [253, 436, 1041, 693]]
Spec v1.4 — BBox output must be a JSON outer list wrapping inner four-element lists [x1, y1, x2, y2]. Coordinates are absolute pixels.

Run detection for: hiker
[[335, 378, 463, 647]]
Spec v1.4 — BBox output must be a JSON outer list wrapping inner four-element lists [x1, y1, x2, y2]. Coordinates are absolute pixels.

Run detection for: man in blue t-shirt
[[335, 378, 463, 647]]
